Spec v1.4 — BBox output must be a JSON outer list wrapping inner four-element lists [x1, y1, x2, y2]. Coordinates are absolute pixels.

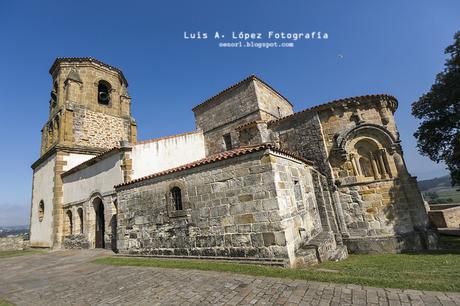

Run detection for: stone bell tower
[[30, 57, 137, 248]]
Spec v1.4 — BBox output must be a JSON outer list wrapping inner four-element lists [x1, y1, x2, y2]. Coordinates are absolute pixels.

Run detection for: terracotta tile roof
[[137, 131, 202, 145], [49, 57, 128, 86], [192, 75, 293, 112], [115, 143, 313, 189], [267, 94, 398, 126]]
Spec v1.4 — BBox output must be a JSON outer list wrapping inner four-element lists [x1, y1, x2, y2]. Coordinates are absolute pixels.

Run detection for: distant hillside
[[418, 175, 452, 192], [418, 175, 460, 204]]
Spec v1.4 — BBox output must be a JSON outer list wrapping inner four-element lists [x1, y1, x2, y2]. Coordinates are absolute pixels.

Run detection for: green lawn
[[94, 236, 460, 292], [0, 249, 46, 259]]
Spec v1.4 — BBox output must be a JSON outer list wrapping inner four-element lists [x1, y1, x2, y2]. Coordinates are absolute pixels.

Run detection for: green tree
[[412, 31, 460, 186]]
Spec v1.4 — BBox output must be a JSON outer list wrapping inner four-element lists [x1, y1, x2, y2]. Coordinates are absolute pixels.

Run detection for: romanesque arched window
[[38, 200, 44, 222], [171, 187, 182, 211], [77, 207, 83, 234], [350, 138, 392, 180], [98, 80, 111, 105]]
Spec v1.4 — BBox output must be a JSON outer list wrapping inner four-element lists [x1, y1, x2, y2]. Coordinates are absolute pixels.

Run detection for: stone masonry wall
[[194, 81, 261, 155], [338, 179, 417, 237], [117, 150, 324, 263], [268, 112, 332, 180], [0, 236, 29, 251], [116, 151, 290, 259], [72, 104, 131, 149], [316, 101, 398, 182], [254, 80, 293, 120], [268, 154, 322, 260]]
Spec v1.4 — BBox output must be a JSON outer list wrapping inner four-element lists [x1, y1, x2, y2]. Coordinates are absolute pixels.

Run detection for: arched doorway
[[93, 198, 105, 248]]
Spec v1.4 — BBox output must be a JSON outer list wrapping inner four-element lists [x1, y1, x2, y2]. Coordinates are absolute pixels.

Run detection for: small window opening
[[171, 187, 183, 211], [293, 180, 303, 202], [223, 133, 232, 150], [38, 201, 45, 222], [98, 81, 111, 105]]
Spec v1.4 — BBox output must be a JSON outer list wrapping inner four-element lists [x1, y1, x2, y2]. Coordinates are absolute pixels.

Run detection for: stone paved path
[[0, 250, 459, 306]]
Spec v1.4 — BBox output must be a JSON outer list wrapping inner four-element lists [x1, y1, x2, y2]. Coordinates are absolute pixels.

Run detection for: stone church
[[29, 57, 436, 267]]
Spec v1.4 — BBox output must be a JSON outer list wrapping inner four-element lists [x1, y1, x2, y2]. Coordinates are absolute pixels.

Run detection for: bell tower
[[40, 57, 137, 155], [30, 57, 137, 249]]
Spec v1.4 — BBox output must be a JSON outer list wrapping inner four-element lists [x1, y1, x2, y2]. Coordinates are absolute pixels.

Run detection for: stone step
[[115, 254, 287, 267]]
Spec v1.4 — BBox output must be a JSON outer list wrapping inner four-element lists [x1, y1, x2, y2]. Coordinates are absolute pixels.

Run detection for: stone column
[[331, 185, 349, 238], [377, 150, 388, 179], [350, 153, 359, 176], [370, 152, 380, 180], [381, 149, 392, 178]]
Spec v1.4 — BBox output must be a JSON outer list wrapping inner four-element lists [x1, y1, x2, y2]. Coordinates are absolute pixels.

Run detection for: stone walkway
[[0, 250, 459, 306]]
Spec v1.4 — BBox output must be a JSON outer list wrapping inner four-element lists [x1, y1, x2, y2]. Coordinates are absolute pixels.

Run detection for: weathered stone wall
[[338, 179, 417, 237], [268, 154, 322, 260], [72, 104, 131, 149], [0, 236, 29, 251], [53, 63, 130, 119], [268, 112, 332, 179], [193, 80, 261, 155], [254, 80, 293, 120], [315, 99, 399, 184], [63, 234, 90, 249], [116, 149, 326, 265]]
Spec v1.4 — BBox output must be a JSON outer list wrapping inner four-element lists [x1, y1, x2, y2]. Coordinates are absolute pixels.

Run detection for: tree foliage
[[412, 31, 460, 186]]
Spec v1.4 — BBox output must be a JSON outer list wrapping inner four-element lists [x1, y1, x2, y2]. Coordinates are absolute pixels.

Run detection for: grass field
[[423, 186, 460, 204], [0, 298, 13, 306], [0, 249, 46, 259], [94, 235, 460, 292]]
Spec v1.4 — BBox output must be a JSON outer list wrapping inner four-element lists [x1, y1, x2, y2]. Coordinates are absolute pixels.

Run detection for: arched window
[[38, 201, 44, 222], [98, 80, 111, 105], [350, 138, 392, 180], [77, 207, 83, 234], [171, 187, 182, 211], [66, 210, 73, 236]]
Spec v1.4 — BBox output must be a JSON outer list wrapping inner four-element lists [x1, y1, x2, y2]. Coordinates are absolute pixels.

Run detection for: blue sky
[[0, 1, 459, 226]]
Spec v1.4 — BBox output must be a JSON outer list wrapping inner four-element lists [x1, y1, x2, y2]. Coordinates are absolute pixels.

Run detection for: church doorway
[[94, 198, 105, 248]]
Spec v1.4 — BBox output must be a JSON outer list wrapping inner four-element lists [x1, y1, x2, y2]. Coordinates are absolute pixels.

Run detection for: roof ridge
[[192, 74, 292, 112], [268, 93, 397, 125]]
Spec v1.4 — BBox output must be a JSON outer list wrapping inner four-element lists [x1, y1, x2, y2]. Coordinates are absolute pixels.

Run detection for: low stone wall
[[344, 230, 438, 254], [429, 204, 460, 228], [63, 234, 90, 249], [0, 236, 30, 251]]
